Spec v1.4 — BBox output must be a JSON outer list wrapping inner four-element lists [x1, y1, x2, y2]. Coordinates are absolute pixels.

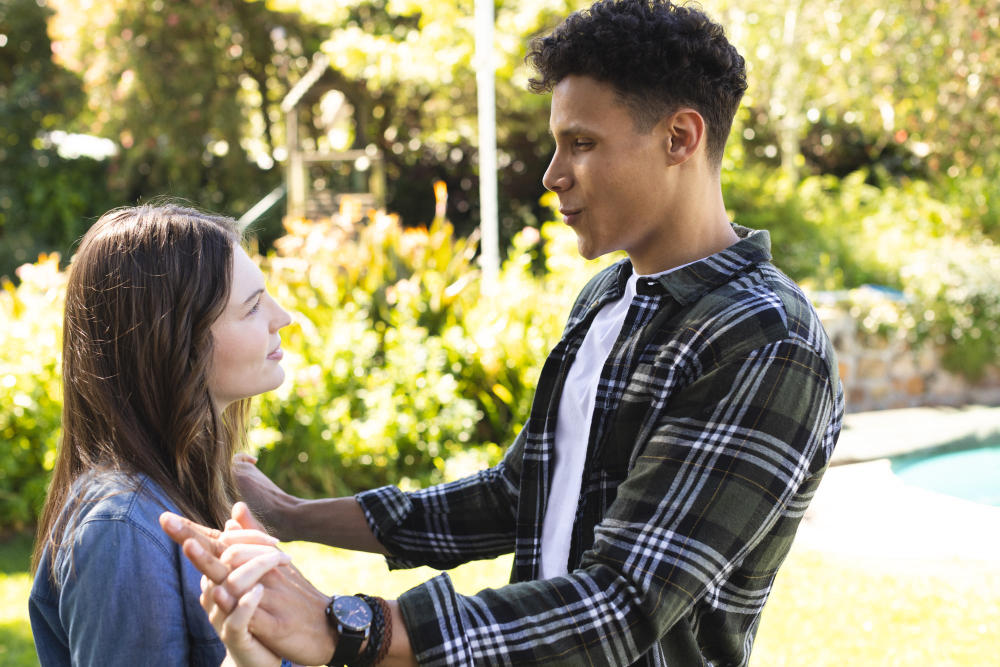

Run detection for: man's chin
[[575, 236, 613, 261]]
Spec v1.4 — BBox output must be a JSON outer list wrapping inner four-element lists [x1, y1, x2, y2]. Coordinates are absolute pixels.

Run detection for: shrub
[[0, 254, 66, 531]]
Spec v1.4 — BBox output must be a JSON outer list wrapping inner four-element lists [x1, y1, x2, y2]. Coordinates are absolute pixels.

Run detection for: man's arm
[[171, 338, 838, 666], [394, 338, 839, 664], [238, 431, 524, 570], [237, 427, 523, 569], [233, 456, 388, 555]]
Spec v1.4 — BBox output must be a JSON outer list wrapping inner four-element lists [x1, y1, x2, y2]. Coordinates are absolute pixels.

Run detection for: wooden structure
[[280, 54, 386, 219]]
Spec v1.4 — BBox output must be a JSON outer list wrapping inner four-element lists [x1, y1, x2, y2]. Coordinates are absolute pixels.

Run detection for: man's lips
[[559, 207, 583, 224]]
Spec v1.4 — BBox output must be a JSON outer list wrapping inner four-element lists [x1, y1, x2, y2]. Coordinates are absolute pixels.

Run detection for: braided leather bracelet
[[373, 597, 393, 666]]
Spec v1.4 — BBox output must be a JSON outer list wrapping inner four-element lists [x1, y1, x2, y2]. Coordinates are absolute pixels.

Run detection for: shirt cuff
[[354, 486, 425, 570], [396, 572, 469, 666]]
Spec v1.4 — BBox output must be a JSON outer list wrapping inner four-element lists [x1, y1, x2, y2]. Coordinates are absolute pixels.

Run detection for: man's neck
[[627, 192, 739, 276]]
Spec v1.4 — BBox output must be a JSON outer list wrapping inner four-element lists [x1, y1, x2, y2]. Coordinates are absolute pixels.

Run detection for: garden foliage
[[2, 175, 998, 530]]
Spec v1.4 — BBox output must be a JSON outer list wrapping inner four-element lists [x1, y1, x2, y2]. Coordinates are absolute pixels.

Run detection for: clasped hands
[[159, 501, 337, 667]]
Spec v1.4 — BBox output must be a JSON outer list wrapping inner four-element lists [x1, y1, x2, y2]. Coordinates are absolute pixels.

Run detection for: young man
[[163, 1, 844, 665]]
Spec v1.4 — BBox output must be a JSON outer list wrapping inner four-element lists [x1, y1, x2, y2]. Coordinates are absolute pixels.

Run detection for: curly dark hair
[[526, 0, 747, 172]]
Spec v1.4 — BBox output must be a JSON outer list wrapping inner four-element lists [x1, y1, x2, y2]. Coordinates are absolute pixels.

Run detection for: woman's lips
[[266, 347, 283, 361]]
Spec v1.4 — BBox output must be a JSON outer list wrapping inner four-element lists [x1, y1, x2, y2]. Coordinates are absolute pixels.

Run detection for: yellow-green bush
[[0, 255, 66, 531], [2, 172, 998, 529]]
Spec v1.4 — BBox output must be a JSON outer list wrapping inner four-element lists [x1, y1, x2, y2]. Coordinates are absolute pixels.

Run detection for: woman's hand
[[232, 453, 299, 541], [202, 545, 290, 667]]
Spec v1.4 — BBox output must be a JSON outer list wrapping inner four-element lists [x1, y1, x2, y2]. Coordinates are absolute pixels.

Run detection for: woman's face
[[208, 245, 292, 412]]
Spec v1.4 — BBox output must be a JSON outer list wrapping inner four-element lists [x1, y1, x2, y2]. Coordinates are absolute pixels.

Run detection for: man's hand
[[203, 548, 287, 667], [233, 453, 300, 542], [160, 504, 338, 666]]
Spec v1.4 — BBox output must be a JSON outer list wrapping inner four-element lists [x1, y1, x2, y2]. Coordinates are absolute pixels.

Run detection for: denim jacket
[[29, 470, 281, 666]]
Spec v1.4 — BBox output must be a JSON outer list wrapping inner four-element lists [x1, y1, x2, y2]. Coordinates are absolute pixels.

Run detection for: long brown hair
[[31, 203, 252, 576]]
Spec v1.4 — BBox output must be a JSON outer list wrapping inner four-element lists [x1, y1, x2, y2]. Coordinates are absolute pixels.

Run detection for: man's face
[[543, 75, 675, 261]]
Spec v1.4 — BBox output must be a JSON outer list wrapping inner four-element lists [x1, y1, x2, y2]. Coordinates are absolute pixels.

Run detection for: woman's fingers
[[225, 519, 242, 532], [231, 501, 268, 533], [220, 583, 264, 643], [218, 528, 280, 548], [233, 452, 259, 464], [224, 550, 290, 599], [201, 574, 227, 634], [220, 542, 288, 568]]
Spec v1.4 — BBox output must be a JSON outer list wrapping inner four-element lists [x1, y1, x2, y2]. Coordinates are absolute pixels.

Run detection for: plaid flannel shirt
[[357, 223, 845, 666]]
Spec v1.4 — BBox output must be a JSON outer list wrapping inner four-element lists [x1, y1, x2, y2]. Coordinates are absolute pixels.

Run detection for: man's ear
[[660, 108, 705, 167]]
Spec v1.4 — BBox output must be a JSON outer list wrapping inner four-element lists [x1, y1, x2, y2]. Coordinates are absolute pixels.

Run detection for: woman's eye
[[248, 299, 261, 315]]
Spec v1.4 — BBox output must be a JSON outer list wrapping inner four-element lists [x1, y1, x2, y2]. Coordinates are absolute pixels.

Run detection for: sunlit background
[[1, 0, 999, 664]]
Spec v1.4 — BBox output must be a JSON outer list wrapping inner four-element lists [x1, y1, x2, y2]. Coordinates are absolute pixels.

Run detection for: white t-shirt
[[538, 260, 698, 579]]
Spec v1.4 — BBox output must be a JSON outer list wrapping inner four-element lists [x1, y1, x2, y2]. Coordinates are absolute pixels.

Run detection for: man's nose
[[542, 155, 571, 192]]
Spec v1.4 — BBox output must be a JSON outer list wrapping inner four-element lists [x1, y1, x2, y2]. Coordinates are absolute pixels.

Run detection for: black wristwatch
[[326, 595, 373, 667]]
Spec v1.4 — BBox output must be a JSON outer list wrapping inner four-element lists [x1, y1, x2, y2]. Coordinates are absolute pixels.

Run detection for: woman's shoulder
[[68, 469, 178, 532], [40, 470, 183, 586]]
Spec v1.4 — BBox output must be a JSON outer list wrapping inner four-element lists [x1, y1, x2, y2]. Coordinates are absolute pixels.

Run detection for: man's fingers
[[159, 512, 225, 557], [218, 529, 279, 548], [246, 604, 282, 640], [183, 537, 231, 585], [223, 551, 289, 599]]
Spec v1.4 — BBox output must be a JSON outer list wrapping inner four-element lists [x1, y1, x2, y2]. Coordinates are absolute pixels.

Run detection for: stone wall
[[815, 302, 1000, 413]]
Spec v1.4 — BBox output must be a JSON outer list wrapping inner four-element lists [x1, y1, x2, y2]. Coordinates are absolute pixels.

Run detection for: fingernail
[[279, 552, 291, 563], [165, 516, 180, 532], [253, 584, 263, 597], [188, 541, 203, 556]]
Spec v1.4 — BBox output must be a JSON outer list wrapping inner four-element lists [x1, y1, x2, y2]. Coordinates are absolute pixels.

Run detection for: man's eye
[[574, 140, 594, 149]]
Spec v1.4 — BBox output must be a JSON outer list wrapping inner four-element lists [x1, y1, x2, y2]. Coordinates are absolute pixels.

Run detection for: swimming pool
[[890, 445, 1000, 507]]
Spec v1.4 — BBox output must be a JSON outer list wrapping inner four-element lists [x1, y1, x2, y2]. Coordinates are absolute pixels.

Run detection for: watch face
[[332, 596, 373, 632]]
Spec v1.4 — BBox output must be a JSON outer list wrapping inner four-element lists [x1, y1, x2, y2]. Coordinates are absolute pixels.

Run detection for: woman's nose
[[273, 304, 292, 331]]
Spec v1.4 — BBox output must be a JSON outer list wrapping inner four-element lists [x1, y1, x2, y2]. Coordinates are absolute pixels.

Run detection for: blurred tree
[[0, 0, 120, 279], [716, 0, 1000, 191], [262, 0, 569, 241], [8, 0, 997, 274], [47, 0, 329, 221]]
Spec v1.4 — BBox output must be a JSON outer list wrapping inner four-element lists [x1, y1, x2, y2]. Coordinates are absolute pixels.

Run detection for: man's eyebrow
[[547, 125, 597, 138], [242, 288, 264, 306]]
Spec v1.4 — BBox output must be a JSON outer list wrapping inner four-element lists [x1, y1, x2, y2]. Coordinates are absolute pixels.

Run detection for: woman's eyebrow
[[241, 288, 264, 305]]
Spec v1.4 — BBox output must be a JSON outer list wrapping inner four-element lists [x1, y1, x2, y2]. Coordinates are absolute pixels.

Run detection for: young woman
[[29, 203, 294, 666]]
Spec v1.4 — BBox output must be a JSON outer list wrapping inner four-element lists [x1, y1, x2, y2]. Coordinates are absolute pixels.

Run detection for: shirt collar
[[610, 223, 772, 305]]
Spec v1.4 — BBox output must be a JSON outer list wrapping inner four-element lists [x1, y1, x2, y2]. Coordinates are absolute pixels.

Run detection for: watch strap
[[330, 630, 365, 667]]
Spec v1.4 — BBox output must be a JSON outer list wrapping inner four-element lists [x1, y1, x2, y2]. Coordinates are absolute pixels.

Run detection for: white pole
[[474, 0, 500, 286]]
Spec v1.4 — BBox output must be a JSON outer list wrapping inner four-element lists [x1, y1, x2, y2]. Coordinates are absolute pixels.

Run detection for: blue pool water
[[891, 445, 1000, 507]]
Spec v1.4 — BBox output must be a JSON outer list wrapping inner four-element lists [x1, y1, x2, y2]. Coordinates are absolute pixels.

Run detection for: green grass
[[2, 535, 997, 666]]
